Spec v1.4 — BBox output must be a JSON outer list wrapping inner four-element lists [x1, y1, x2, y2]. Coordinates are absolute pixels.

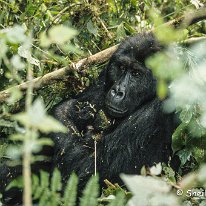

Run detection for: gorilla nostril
[[117, 91, 124, 98], [110, 88, 125, 99]]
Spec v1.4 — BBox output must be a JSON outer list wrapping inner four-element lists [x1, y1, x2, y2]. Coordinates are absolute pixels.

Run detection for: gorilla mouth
[[106, 104, 128, 117]]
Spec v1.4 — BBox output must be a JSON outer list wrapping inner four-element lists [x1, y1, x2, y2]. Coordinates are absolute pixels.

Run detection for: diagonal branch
[[0, 7, 206, 103], [0, 45, 118, 103]]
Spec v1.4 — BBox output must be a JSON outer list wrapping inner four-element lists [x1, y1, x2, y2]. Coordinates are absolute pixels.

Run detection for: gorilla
[[51, 32, 174, 190], [0, 32, 174, 203]]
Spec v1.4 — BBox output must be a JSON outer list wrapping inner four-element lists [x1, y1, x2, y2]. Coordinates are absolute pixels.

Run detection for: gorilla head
[[105, 33, 162, 118]]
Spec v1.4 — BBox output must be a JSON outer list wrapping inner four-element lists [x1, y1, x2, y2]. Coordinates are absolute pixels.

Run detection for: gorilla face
[[105, 55, 157, 118]]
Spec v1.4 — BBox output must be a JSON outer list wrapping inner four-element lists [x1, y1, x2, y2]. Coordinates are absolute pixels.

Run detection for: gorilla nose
[[110, 87, 125, 100]]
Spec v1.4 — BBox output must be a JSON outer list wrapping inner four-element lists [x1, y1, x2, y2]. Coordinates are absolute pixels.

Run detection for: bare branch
[[183, 36, 206, 44], [0, 7, 206, 103], [182, 7, 206, 27], [164, 7, 206, 28], [0, 45, 118, 103]]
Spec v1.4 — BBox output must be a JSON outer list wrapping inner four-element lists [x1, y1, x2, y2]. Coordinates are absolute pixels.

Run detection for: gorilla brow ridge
[[113, 54, 147, 74]]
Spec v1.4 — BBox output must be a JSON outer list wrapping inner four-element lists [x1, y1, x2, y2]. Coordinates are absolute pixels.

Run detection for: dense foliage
[[0, 0, 206, 205]]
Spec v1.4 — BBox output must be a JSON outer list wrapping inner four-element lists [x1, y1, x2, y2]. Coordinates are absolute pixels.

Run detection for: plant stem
[[23, 139, 32, 206], [23, 63, 33, 206], [94, 139, 97, 176]]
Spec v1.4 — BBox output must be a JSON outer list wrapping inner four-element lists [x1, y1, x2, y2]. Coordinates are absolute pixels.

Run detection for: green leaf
[[51, 168, 62, 192], [49, 193, 61, 206], [0, 39, 8, 58], [10, 133, 25, 141], [0, 119, 15, 127], [18, 46, 40, 66], [177, 149, 192, 165], [6, 176, 23, 190], [0, 143, 8, 159], [64, 173, 78, 206], [40, 170, 50, 188], [39, 32, 51, 48], [39, 116, 67, 133], [107, 192, 126, 206], [4, 25, 27, 43], [6, 145, 23, 159], [192, 147, 205, 164], [149, 9, 188, 44], [157, 80, 167, 99], [87, 20, 98, 36], [116, 23, 126, 41], [197, 164, 206, 183], [121, 174, 176, 206], [80, 175, 99, 206], [49, 25, 77, 45], [179, 107, 193, 124], [124, 22, 136, 34], [33, 182, 44, 200], [37, 138, 54, 146], [7, 87, 22, 104], [162, 164, 176, 184], [39, 189, 50, 206], [172, 123, 187, 153], [146, 50, 184, 82], [108, 0, 116, 12], [32, 174, 40, 199], [40, 25, 77, 47], [11, 55, 25, 70], [13, 98, 67, 133]]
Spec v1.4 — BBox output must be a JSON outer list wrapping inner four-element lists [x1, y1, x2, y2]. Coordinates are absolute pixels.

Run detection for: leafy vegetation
[[0, 0, 206, 205]]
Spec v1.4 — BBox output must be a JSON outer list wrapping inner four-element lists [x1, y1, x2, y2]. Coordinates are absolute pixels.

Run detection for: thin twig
[[46, 3, 82, 30], [97, 17, 113, 39], [94, 139, 97, 176]]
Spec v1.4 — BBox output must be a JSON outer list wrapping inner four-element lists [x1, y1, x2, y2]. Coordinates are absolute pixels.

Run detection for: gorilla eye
[[120, 66, 125, 72], [131, 70, 139, 77]]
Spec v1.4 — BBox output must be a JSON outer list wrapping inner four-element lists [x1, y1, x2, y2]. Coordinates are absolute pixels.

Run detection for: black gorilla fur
[[0, 33, 174, 203], [51, 32, 174, 190]]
